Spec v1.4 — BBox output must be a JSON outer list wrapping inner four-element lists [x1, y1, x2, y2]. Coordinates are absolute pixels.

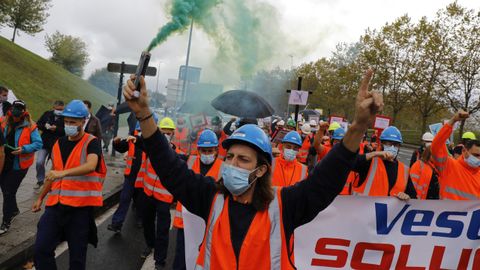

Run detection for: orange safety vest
[[409, 160, 435, 200], [339, 172, 358, 195], [217, 131, 228, 160], [173, 155, 223, 229], [195, 188, 294, 270], [316, 144, 331, 163], [271, 157, 307, 187], [17, 124, 37, 169], [143, 147, 183, 203], [437, 156, 480, 200], [135, 152, 147, 188], [173, 127, 189, 154], [352, 157, 408, 197], [46, 133, 107, 207], [124, 139, 135, 176], [297, 133, 313, 164], [189, 130, 202, 156]]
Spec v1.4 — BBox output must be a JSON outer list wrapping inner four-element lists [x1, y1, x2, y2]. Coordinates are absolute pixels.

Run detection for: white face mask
[[283, 149, 298, 161], [383, 145, 399, 158], [466, 154, 480, 168], [425, 142, 432, 148], [64, 125, 80, 137], [200, 154, 215, 165]]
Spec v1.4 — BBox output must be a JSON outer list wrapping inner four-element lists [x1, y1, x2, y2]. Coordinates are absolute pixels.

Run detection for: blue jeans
[[35, 149, 49, 183], [111, 175, 141, 226], [34, 205, 92, 270]]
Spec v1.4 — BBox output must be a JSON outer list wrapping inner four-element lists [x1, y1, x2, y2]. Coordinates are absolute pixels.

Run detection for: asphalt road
[[55, 206, 177, 270]]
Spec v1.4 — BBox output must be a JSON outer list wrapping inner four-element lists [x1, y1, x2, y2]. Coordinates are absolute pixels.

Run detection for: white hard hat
[[301, 123, 312, 135], [309, 119, 317, 127], [277, 120, 285, 126], [422, 132, 434, 142]]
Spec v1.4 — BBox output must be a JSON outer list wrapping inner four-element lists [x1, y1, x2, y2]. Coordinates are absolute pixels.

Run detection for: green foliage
[[292, 2, 480, 136], [45, 31, 89, 77], [0, 0, 51, 42], [0, 35, 113, 119], [88, 68, 119, 97]]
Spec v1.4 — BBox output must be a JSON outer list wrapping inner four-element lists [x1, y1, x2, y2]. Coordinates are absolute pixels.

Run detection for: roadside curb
[[0, 184, 123, 270]]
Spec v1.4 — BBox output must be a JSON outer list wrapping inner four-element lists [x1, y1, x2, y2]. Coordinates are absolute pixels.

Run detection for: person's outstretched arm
[[123, 75, 217, 220]]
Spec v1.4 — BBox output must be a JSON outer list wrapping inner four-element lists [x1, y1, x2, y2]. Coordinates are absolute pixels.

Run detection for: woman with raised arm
[[123, 70, 383, 269]]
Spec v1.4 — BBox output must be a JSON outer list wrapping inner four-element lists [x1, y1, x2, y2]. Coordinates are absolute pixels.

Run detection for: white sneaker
[[0, 222, 10, 236]]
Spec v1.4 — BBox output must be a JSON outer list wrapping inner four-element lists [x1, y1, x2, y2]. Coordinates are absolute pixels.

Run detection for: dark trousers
[[111, 175, 142, 226], [0, 169, 28, 222], [141, 193, 171, 264], [34, 205, 92, 270], [173, 228, 186, 270]]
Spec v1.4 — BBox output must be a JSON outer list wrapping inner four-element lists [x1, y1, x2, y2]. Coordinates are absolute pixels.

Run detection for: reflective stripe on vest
[[359, 157, 379, 195], [300, 164, 307, 180], [49, 189, 102, 197], [143, 178, 173, 196], [444, 186, 478, 200], [268, 189, 282, 269], [188, 156, 197, 169], [197, 194, 225, 270]]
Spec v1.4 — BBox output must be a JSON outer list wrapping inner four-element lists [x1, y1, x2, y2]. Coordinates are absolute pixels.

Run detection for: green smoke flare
[[147, 0, 220, 52], [148, 0, 291, 79]]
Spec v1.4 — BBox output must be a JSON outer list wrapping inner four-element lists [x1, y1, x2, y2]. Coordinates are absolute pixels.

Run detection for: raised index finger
[[359, 68, 374, 96]]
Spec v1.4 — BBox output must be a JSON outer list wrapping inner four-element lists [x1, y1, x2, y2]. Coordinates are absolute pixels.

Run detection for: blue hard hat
[[62, 100, 89, 118], [332, 127, 346, 140], [380, 126, 403, 143], [135, 113, 159, 131], [282, 131, 302, 147], [222, 124, 273, 163], [198, 129, 219, 147]]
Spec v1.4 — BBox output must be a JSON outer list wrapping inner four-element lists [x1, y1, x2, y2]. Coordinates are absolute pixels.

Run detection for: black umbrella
[[211, 90, 274, 118]]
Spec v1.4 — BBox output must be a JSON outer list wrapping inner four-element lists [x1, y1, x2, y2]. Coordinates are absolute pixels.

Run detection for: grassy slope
[[0, 36, 114, 119]]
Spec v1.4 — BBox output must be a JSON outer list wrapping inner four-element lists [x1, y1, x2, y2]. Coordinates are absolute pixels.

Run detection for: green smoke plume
[[147, 0, 220, 52], [148, 0, 290, 78]]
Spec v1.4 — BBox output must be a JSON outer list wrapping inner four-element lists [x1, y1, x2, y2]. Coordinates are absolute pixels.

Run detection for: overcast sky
[[1, 0, 478, 94]]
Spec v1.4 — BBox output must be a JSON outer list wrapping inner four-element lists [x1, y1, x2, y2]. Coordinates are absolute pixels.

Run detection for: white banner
[[295, 196, 480, 269], [184, 197, 480, 269]]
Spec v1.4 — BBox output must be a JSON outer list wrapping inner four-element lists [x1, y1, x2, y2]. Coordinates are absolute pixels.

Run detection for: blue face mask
[[466, 154, 480, 168], [200, 154, 215, 165], [383, 145, 399, 158], [64, 125, 79, 137], [283, 149, 298, 161], [221, 164, 258, 196]]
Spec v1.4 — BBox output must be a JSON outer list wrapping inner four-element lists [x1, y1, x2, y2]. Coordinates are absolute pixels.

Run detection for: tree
[[437, 3, 480, 136], [88, 68, 119, 96], [406, 17, 448, 133], [45, 31, 89, 76], [360, 15, 415, 124], [0, 0, 51, 43]]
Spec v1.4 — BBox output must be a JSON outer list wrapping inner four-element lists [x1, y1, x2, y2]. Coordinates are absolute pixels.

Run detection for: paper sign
[[429, 123, 443, 136], [189, 113, 208, 129], [288, 90, 309, 105], [374, 115, 391, 130], [329, 116, 344, 125]]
